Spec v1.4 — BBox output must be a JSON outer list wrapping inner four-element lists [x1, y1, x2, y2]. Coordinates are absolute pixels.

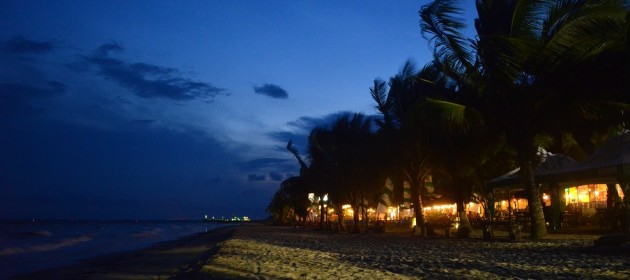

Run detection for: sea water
[[0, 219, 225, 279]]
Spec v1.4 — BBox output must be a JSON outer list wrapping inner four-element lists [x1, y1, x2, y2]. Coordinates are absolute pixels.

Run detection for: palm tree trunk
[[290, 209, 295, 228], [319, 196, 325, 230], [622, 182, 630, 237], [607, 183, 620, 208], [454, 170, 472, 238], [607, 183, 622, 231], [352, 202, 361, 233], [550, 182, 562, 231], [520, 157, 548, 238], [456, 199, 472, 238], [335, 205, 345, 232], [360, 191, 367, 231], [411, 179, 426, 236]]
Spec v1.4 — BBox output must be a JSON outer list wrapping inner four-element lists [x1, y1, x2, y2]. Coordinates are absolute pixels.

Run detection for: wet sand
[[13, 225, 236, 279], [14, 224, 630, 279]]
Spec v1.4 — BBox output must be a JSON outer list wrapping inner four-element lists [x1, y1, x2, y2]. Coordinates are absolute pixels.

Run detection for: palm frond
[[542, 0, 627, 63], [511, 0, 552, 38], [399, 60, 418, 81], [370, 79, 390, 115], [417, 98, 483, 134], [426, 98, 468, 128], [420, 0, 474, 75]]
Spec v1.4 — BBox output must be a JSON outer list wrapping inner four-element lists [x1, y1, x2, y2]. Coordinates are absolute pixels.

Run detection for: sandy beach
[[14, 224, 630, 279]]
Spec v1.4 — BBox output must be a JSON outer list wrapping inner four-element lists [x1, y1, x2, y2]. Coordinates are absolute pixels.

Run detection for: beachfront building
[[487, 133, 630, 231]]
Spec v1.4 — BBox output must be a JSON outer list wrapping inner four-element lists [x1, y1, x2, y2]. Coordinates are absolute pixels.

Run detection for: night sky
[[1, 1, 476, 220]]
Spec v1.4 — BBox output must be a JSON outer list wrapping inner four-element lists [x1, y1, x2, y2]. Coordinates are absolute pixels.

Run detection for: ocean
[[0, 219, 226, 279]]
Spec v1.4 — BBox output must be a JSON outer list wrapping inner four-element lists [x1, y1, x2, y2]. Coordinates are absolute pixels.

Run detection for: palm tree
[[308, 113, 384, 233], [305, 127, 340, 229], [430, 110, 505, 238], [287, 140, 327, 229], [371, 63, 430, 235], [267, 176, 310, 226], [372, 61, 473, 235], [420, 0, 629, 238]]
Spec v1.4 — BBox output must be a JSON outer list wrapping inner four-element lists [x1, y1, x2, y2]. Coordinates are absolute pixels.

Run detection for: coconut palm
[[430, 110, 507, 238], [420, 0, 630, 238], [308, 113, 385, 233], [267, 176, 310, 226], [305, 127, 341, 229], [371, 63, 432, 235], [371, 61, 474, 235], [286, 140, 328, 229]]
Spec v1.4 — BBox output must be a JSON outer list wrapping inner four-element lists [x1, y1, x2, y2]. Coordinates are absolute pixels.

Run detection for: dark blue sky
[[1, 1, 477, 220]]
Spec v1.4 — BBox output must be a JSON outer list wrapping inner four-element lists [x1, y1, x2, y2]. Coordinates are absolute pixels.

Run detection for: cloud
[[85, 43, 226, 101], [239, 188, 266, 199], [1, 36, 55, 54], [266, 112, 357, 155], [266, 131, 308, 154], [126, 119, 156, 126], [248, 174, 266, 181], [0, 119, 252, 219], [267, 131, 296, 143], [94, 43, 124, 56], [0, 81, 66, 117], [286, 112, 352, 131], [0, 81, 66, 98], [253, 83, 288, 99], [283, 111, 380, 135], [238, 158, 295, 171], [269, 172, 284, 181]]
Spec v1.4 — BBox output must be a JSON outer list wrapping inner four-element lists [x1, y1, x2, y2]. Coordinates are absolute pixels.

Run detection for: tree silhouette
[[420, 0, 629, 238]]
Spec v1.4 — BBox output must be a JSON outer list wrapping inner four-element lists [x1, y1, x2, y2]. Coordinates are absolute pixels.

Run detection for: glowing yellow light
[[542, 194, 549, 200]]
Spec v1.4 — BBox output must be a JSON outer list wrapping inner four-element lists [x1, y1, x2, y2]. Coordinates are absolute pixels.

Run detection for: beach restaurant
[[305, 133, 629, 230], [487, 133, 630, 228]]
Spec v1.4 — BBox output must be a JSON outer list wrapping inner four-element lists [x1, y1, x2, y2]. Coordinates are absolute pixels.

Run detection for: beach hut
[[541, 132, 630, 232], [486, 152, 577, 230], [542, 132, 630, 185], [487, 152, 577, 188]]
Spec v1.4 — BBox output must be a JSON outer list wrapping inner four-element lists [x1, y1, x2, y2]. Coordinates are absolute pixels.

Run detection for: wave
[[0, 234, 93, 256], [130, 228, 163, 238]]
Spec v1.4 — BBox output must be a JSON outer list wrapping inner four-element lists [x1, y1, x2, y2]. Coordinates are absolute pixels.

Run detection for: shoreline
[[12, 225, 237, 279], [12, 224, 630, 279]]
